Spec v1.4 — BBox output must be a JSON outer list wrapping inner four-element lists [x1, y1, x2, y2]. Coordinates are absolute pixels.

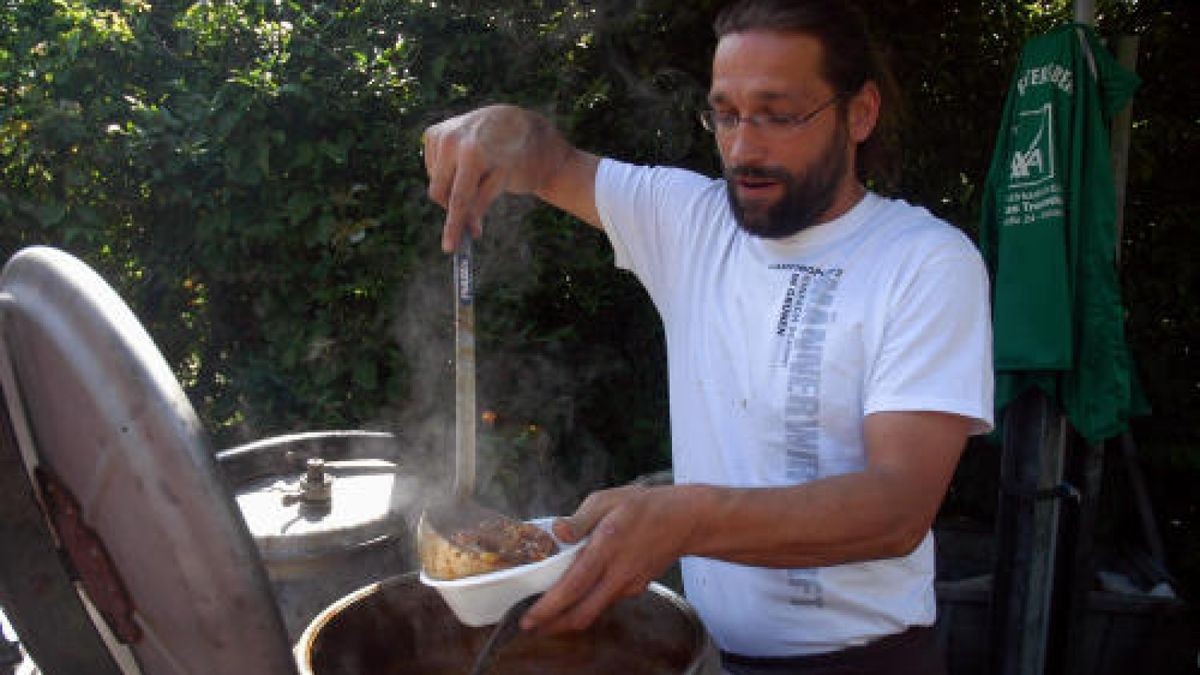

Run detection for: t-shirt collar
[[752, 191, 880, 254]]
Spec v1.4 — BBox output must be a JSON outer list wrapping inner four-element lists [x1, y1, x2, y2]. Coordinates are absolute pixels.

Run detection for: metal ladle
[[452, 233, 476, 502], [417, 236, 524, 575], [419, 234, 480, 536]]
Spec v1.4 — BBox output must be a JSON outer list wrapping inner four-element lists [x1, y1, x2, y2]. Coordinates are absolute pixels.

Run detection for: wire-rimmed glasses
[[698, 94, 842, 134]]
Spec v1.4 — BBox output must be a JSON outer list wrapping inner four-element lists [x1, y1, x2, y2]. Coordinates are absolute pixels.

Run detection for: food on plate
[[420, 514, 559, 581]]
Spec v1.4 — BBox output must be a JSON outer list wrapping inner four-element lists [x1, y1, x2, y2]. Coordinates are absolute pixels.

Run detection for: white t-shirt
[[595, 158, 994, 657]]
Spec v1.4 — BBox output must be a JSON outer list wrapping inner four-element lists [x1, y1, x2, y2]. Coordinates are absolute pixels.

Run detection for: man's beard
[[724, 121, 849, 239]]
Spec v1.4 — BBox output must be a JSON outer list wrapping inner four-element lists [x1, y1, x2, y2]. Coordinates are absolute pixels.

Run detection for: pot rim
[[292, 572, 716, 675]]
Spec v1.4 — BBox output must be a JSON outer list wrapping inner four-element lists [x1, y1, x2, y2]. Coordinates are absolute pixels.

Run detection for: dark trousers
[[720, 625, 946, 675]]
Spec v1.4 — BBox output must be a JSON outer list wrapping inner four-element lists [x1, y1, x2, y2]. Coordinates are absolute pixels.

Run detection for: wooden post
[[1061, 440, 1105, 675], [990, 388, 1069, 675], [1119, 433, 1169, 569]]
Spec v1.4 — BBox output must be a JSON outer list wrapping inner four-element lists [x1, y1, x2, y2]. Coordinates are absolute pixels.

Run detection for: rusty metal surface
[[0, 246, 296, 674], [0, 380, 124, 675], [36, 467, 141, 644]]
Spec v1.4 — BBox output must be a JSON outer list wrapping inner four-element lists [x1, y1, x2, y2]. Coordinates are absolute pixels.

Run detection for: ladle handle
[[468, 593, 543, 675], [453, 235, 476, 499]]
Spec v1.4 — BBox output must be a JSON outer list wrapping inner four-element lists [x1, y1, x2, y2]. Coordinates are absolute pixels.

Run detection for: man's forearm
[[680, 470, 935, 569], [534, 141, 602, 229], [674, 411, 970, 567]]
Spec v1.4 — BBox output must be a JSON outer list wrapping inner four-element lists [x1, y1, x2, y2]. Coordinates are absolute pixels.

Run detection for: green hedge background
[[2, 0, 1197, 606]]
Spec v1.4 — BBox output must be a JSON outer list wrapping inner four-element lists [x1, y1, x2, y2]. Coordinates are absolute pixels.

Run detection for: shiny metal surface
[[217, 431, 424, 639], [0, 247, 295, 675]]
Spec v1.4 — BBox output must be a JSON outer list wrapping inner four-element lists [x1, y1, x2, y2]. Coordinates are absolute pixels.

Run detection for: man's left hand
[[519, 483, 699, 634]]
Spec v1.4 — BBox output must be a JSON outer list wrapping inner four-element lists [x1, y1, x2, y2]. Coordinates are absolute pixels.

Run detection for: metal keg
[[216, 430, 425, 640]]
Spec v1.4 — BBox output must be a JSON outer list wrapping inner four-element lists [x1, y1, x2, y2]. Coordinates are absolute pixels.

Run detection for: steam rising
[[385, 194, 612, 524], [380, 0, 707, 557]]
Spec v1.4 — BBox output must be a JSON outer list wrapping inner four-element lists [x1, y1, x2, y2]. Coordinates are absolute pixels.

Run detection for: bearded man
[[422, 1, 993, 672]]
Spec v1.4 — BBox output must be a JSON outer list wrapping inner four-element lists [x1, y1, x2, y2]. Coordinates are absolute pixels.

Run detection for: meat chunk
[[419, 513, 559, 580], [449, 516, 558, 565]]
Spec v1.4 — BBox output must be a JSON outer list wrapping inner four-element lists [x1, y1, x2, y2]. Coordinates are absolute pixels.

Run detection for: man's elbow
[[875, 514, 933, 559]]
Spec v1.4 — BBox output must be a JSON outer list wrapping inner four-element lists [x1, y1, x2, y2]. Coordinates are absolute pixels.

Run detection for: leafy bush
[[0, 0, 687, 511]]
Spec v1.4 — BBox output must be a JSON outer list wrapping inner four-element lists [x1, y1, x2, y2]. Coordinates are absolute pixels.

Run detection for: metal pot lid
[[232, 456, 422, 560], [0, 247, 295, 674]]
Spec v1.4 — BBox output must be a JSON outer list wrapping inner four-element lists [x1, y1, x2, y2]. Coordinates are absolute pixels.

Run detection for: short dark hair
[[714, 0, 903, 189]]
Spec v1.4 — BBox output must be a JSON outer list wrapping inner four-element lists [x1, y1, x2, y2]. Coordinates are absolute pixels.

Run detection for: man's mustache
[[725, 166, 793, 183]]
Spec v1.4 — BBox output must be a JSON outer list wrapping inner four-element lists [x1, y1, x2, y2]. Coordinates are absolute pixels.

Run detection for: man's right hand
[[423, 105, 559, 252], [422, 105, 602, 252]]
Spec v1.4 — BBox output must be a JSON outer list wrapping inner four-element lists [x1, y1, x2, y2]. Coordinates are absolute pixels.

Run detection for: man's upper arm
[[863, 411, 972, 537], [535, 148, 602, 229]]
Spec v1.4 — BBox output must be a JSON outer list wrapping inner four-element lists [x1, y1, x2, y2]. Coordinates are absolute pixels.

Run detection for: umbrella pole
[[1059, 33, 1145, 675], [990, 7, 1141, 675], [1073, 0, 1095, 24], [1110, 35, 1139, 264]]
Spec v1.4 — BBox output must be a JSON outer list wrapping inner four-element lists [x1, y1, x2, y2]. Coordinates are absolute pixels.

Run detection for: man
[[423, 1, 993, 672]]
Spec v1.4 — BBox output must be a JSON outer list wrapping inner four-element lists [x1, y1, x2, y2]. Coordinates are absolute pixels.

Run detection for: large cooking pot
[[295, 572, 722, 674]]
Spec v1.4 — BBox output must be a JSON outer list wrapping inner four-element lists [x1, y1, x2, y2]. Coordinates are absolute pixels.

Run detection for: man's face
[[723, 118, 848, 239], [709, 31, 858, 238]]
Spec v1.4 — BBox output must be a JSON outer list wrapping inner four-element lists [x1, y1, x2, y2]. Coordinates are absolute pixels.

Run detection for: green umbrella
[[979, 23, 1146, 446]]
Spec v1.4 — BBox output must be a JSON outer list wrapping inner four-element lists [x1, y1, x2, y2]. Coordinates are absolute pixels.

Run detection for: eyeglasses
[[698, 94, 842, 134]]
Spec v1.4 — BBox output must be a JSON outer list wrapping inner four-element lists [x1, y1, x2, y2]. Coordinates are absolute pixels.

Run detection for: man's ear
[[848, 80, 881, 143]]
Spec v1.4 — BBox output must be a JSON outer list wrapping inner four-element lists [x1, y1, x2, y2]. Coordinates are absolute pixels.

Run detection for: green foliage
[[3, 0, 434, 439], [0, 0, 682, 493]]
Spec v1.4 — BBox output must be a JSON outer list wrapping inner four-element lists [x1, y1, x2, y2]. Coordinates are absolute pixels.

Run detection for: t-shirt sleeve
[[595, 158, 720, 315], [863, 233, 995, 435]]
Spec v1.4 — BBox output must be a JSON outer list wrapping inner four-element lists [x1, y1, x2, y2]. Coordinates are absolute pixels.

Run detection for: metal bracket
[[1001, 481, 1081, 504]]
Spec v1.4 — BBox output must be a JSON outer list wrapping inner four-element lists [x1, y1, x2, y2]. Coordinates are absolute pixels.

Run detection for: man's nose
[[722, 123, 768, 166]]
